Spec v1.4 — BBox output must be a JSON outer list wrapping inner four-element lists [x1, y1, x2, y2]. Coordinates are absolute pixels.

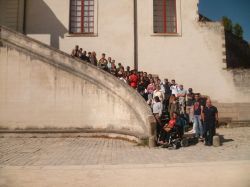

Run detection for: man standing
[[71, 45, 79, 57], [90, 51, 98, 66], [202, 99, 218, 146], [193, 94, 203, 140], [170, 79, 178, 96], [80, 51, 89, 62], [177, 85, 187, 114], [142, 72, 150, 88], [129, 70, 138, 89], [186, 88, 194, 124], [163, 79, 171, 111], [107, 57, 112, 70], [153, 85, 165, 103], [98, 53, 108, 70]]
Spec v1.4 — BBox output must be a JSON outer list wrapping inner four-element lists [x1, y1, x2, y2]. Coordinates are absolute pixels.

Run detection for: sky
[[198, 0, 250, 42]]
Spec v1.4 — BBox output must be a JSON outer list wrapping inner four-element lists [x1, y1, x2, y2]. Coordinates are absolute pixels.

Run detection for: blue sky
[[199, 0, 250, 42]]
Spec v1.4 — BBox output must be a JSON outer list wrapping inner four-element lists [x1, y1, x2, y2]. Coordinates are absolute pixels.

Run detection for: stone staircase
[[0, 25, 156, 146]]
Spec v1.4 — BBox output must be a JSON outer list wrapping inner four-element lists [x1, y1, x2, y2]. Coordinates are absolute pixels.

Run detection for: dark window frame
[[69, 0, 94, 34], [153, 0, 177, 34]]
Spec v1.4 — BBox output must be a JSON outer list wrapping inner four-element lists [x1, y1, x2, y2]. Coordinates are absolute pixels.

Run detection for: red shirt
[[168, 119, 176, 128], [129, 74, 138, 88]]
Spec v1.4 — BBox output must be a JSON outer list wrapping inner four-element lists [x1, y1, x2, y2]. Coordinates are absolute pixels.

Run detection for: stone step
[[224, 120, 250, 128]]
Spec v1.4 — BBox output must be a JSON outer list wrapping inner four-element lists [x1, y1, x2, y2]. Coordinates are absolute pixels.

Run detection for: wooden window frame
[[70, 0, 95, 34], [153, 0, 177, 34]]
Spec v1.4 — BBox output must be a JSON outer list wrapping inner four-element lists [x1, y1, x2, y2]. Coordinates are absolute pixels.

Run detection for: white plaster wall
[[137, 0, 249, 103], [24, 0, 250, 103], [0, 46, 148, 135], [25, 0, 135, 67]]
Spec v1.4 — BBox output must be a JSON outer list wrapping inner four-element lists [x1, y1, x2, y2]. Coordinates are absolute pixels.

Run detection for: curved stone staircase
[[0, 26, 156, 146]]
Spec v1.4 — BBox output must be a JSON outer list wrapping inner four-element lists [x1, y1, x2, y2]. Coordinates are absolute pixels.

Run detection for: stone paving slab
[[0, 127, 250, 187], [0, 127, 249, 166]]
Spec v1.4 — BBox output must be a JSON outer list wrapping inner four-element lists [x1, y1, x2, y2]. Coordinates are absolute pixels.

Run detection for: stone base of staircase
[[218, 119, 250, 128]]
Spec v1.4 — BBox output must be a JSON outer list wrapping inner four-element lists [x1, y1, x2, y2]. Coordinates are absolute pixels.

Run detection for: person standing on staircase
[[147, 79, 156, 100], [80, 51, 89, 62], [71, 45, 79, 57], [193, 94, 204, 140], [98, 53, 108, 70], [129, 70, 138, 89], [163, 79, 172, 112], [107, 57, 112, 71], [177, 85, 187, 115], [152, 96, 163, 135], [90, 51, 98, 66], [186, 88, 195, 124], [153, 85, 165, 103]]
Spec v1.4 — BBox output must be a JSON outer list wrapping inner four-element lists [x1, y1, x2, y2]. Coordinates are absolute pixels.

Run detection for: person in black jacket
[[80, 50, 90, 62], [202, 99, 218, 146], [163, 79, 171, 111]]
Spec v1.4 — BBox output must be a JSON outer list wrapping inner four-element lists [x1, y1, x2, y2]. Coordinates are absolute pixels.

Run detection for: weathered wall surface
[[7, 0, 249, 121], [213, 70, 250, 121], [0, 26, 154, 141], [23, 0, 250, 104], [137, 0, 250, 104], [25, 0, 135, 67]]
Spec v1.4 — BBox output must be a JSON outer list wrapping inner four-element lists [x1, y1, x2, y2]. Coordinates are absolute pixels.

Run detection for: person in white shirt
[[152, 96, 163, 133], [153, 85, 165, 103], [107, 57, 112, 70], [177, 84, 187, 114], [170, 79, 178, 96], [156, 79, 165, 94]]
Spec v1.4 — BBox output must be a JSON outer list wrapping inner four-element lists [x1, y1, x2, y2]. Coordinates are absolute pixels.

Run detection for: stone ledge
[[226, 121, 250, 128], [218, 120, 250, 128], [0, 129, 155, 147], [0, 25, 156, 144]]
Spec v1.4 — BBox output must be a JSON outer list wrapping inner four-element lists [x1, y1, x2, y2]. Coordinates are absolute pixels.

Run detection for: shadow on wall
[[25, 0, 67, 48]]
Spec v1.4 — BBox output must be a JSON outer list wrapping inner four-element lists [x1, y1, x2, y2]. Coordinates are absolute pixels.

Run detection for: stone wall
[[231, 69, 250, 95], [0, 26, 155, 143], [225, 31, 250, 68], [23, 0, 250, 104], [213, 69, 250, 122]]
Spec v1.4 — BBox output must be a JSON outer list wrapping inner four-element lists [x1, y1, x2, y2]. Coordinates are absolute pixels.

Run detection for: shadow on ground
[[219, 134, 234, 145]]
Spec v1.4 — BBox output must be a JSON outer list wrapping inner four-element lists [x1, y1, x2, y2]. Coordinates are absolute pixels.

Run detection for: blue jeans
[[194, 115, 203, 137]]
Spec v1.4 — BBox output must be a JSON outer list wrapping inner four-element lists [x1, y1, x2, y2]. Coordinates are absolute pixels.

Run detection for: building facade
[[0, 0, 250, 105]]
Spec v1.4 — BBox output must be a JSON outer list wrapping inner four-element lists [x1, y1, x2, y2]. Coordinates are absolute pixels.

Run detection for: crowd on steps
[[71, 45, 219, 147]]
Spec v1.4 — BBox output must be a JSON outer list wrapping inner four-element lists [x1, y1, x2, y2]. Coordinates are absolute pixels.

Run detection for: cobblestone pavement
[[0, 127, 249, 166]]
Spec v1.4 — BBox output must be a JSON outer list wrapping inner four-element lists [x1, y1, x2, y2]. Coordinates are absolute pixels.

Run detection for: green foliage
[[222, 16, 244, 39], [233, 23, 243, 39], [222, 16, 232, 32]]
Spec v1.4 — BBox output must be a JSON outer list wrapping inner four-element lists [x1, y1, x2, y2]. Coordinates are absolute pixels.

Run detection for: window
[[153, 0, 177, 33], [70, 0, 94, 34]]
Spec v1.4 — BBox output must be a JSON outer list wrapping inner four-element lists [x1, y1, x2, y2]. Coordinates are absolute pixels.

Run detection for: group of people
[[71, 45, 219, 147], [71, 45, 128, 79]]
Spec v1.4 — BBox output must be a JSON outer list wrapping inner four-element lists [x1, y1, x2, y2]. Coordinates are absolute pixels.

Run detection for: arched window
[[153, 0, 177, 33], [70, 0, 94, 34]]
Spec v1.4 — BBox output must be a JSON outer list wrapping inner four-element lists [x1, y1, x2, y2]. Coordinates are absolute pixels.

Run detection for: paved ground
[[0, 127, 250, 187], [0, 127, 249, 166]]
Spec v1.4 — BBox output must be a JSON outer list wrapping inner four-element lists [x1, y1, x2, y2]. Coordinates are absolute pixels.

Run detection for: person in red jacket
[[129, 70, 138, 89]]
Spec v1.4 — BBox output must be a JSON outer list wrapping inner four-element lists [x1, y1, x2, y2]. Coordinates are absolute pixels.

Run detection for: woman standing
[[147, 79, 156, 100]]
